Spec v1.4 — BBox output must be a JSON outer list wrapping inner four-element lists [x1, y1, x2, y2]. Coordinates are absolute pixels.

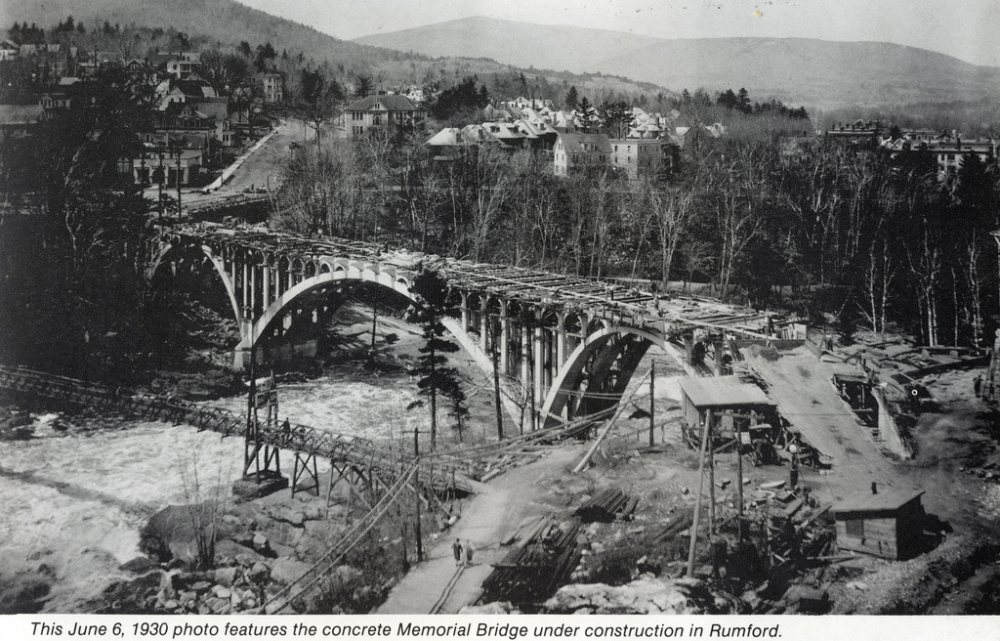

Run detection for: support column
[[520, 325, 530, 389], [242, 262, 249, 311], [480, 296, 489, 348], [250, 264, 257, 317], [262, 265, 271, 309], [556, 316, 568, 374], [500, 305, 510, 375], [287, 264, 294, 291], [460, 292, 469, 335], [713, 341, 723, 376], [684, 334, 694, 366], [534, 325, 544, 409]]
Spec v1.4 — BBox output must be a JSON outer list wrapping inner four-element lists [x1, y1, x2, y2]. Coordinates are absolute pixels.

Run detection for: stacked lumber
[[574, 488, 638, 523], [479, 521, 585, 606]]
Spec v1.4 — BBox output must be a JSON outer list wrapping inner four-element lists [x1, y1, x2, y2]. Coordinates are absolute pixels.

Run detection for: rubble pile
[[544, 577, 719, 614]]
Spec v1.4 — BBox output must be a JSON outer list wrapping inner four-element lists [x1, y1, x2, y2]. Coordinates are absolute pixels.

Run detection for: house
[[77, 51, 121, 76], [262, 72, 284, 103], [129, 144, 203, 187], [0, 40, 20, 61], [0, 104, 44, 136], [343, 94, 425, 139], [610, 138, 666, 179], [164, 52, 201, 79], [553, 133, 612, 176], [833, 489, 927, 560]]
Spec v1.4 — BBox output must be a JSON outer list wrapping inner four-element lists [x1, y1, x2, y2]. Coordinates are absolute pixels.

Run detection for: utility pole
[[736, 417, 745, 542], [686, 409, 712, 578], [413, 426, 423, 562], [490, 323, 504, 441], [175, 142, 182, 215], [648, 363, 655, 447]]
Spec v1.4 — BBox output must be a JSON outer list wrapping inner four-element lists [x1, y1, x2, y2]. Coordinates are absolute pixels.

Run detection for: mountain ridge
[[356, 16, 1000, 108]]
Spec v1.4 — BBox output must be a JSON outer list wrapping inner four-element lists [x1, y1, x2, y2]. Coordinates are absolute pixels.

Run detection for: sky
[[237, 0, 1000, 67]]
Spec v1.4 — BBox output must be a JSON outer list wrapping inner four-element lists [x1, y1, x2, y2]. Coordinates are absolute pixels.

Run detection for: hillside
[[6, 0, 399, 72], [355, 16, 660, 74], [4, 0, 668, 102], [597, 38, 1000, 109], [355, 17, 1000, 108]]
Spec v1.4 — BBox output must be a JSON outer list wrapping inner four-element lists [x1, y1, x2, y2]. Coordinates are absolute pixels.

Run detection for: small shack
[[833, 489, 926, 560], [678, 376, 776, 443]]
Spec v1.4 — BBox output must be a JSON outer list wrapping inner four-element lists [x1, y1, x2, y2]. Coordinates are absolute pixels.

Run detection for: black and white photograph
[[2, 0, 1000, 622]]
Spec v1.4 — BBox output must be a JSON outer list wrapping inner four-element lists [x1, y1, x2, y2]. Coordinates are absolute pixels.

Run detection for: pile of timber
[[479, 520, 584, 606], [574, 488, 638, 523]]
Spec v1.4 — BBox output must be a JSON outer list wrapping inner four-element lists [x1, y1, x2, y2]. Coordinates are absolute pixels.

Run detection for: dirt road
[[377, 446, 584, 614]]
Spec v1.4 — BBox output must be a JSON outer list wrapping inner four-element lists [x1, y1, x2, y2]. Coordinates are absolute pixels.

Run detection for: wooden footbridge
[[0, 363, 617, 612]]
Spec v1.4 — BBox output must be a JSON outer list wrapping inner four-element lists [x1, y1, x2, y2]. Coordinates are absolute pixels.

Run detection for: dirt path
[[377, 445, 583, 614]]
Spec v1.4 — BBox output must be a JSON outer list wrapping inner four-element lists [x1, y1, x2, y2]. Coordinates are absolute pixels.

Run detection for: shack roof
[[678, 376, 773, 409], [833, 489, 925, 515]]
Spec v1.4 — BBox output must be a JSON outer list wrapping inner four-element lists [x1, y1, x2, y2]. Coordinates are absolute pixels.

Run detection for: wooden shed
[[678, 376, 776, 440], [833, 489, 926, 560]]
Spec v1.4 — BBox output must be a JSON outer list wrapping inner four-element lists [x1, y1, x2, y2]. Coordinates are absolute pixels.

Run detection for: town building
[[609, 138, 666, 179], [553, 133, 612, 176], [262, 73, 284, 103], [342, 94, 425, 139]]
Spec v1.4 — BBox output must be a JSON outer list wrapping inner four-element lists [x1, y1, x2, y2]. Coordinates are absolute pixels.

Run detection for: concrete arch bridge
[[148, 222, 786, 429]]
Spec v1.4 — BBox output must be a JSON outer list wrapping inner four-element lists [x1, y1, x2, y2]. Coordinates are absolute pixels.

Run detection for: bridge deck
[[161, 223, 773, 337]]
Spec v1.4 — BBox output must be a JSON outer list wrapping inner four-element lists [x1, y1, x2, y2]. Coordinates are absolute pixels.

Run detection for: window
[[373, 115, 381, 126], [352, 112, 363, 121], [846, 518, 864, 538], [353, 126, 364, 135]]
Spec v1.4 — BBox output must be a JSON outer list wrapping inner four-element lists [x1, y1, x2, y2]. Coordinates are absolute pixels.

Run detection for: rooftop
[[678, 376, 773, 408], [834, 489, 925, 514]]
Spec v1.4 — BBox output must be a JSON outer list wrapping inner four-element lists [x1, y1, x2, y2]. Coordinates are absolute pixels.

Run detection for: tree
[[294, 69, 344, 149], [406, 267, 462, 449], [599, 100, 634, 139], [565, 85, 579, 111], [577, 97, 597, 133], [355, 75, 374, 97]]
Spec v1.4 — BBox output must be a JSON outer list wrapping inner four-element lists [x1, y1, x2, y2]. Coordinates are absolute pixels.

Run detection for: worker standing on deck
[[465, 540, 474, 567], [789, 444, 800, 489], [452, 539, 463, 567]]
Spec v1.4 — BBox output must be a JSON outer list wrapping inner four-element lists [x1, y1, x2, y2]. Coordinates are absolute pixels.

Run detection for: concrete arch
[[540, 325, 695, 424], [148, 239, 243, 328]]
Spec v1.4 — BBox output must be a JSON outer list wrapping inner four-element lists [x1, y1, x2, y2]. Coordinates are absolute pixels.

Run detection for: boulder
[[212, 567, 239, 587], [270, 557, 312, 586], [120, 557, 158, 574], [544, 577, 715, 614]]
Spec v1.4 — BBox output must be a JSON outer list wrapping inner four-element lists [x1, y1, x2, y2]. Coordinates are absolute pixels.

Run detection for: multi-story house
[[342, 94, 425, 139], [609, 139, 666, 179], [262, 72, 284, 103], [553, 133, 612, 177], [165, 52, 201, 79]]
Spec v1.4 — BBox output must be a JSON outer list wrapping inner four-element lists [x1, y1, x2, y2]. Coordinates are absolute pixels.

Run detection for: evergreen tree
[[405, 267, 463, 449], [565, 85, 579, 111]]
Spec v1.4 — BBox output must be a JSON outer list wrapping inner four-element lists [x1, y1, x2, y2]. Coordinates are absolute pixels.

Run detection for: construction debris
[[574, 489, 639, 523]]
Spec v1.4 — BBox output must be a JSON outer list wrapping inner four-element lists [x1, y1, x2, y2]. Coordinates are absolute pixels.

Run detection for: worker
[[788, 444, 799, 489], [464, 540, 474, 567], [974, 375, 983, 398], [282, 417, 291, 440], [452, 539, 463, 567]]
